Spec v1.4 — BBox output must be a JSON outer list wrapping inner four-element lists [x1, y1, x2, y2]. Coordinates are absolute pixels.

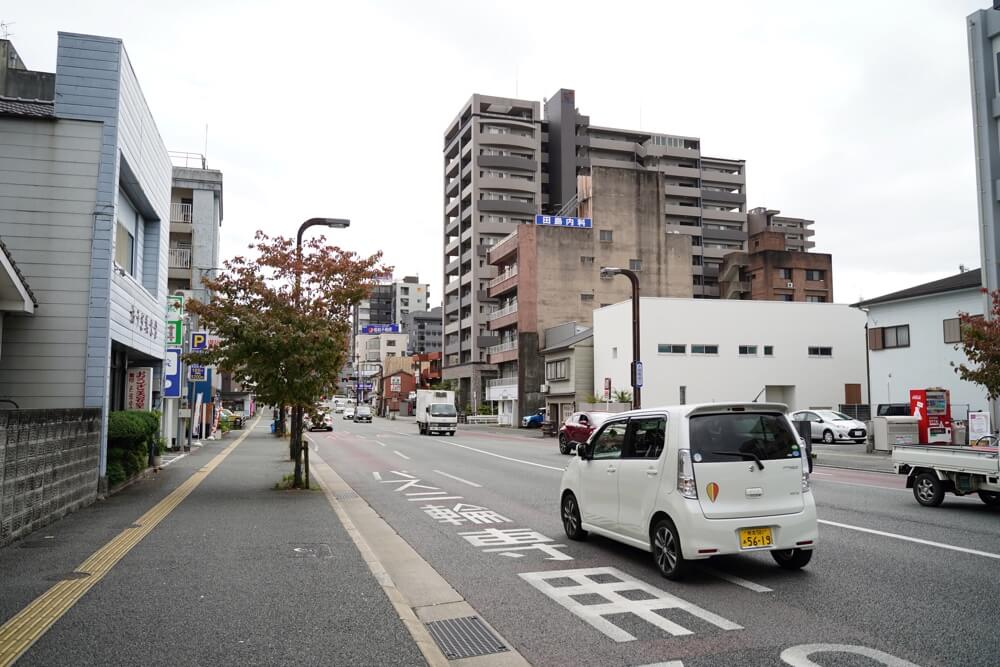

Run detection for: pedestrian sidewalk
[[811, 443, 895, 473], [0, 419, 425, 667]]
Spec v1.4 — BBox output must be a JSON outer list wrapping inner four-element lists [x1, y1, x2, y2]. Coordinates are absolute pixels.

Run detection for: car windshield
[[689, 412, 800, 463], [356, 406, 371, 415], [819, 410, 852, 421], [430, 404, 456, 417], [587, 413, 611, 426]]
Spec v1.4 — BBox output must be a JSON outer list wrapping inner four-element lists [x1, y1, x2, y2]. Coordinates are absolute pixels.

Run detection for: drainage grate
[[426, 616, 508, 660]]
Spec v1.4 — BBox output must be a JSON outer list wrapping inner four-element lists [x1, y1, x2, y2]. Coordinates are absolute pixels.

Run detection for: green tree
[[187, 231, 389, 488], [954, 289, 1000, 400]]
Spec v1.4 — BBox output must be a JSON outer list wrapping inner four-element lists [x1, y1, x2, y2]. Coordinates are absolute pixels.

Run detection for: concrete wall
[[864, 289, 989, 414], [0, 117, 102, 408], [593, 298, 868, 411]]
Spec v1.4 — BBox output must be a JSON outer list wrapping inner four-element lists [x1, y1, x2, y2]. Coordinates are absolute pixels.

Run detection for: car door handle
[[646, 469, 658, 477], [606, 465, 617, 474]]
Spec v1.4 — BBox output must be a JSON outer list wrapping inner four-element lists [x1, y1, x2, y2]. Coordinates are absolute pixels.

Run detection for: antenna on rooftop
[[1, 21, 14, 39]]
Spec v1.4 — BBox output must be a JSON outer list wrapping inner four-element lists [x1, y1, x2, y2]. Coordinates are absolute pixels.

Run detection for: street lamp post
[[293, 217, 350, 487], [600, 267, 641, 410]]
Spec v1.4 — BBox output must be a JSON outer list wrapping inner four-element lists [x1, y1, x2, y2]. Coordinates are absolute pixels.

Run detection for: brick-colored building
[[720, 230, 833, 302], [381, 371, 416, 414]]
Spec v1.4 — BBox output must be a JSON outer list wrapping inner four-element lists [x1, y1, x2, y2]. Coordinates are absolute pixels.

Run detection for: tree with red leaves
[[954, 289, 1000, 406], [188, 231, 390, 488]]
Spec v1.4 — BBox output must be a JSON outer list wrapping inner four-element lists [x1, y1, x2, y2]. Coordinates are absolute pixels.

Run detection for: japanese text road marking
[[520, 567, 741, 642], [437, 439, 565, 472], [819, 519, 1000, 560], [433, 470, 482, 488], [780, 643, 921, 666], [0, 415, 261, 667]]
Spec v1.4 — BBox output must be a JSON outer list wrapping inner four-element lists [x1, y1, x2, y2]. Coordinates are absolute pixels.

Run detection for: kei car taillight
[[677, 449, 698, 499]]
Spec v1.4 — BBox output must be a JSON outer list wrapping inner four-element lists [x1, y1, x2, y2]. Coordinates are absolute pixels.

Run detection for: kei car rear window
[[689, 413, 800, 463]]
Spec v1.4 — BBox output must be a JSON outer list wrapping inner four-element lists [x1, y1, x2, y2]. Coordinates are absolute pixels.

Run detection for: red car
[[558, 411, 613, 454]]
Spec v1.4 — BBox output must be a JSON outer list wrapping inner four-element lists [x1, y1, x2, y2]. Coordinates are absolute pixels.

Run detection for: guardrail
[[465, 415, 500, 424]]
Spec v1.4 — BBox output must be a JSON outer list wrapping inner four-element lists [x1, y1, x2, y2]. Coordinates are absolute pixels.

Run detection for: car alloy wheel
[[652, 518, 688, 580], [913, 473, 944, 507], [822, 430, 834, 444], [558, 433, 570, 455], [561, 493, 587, 541]]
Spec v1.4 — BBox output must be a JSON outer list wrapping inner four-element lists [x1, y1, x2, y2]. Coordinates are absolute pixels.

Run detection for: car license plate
[[739, 527, 773, 550]]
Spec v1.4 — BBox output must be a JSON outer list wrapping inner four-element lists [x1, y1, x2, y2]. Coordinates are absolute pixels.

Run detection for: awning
[[0, 238, 36, 314]]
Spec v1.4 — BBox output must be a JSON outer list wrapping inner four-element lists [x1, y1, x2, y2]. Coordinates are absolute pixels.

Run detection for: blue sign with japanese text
[[362, 323, 400, 334], [534, 214, 592, 229], [163, 347, 182, 398]]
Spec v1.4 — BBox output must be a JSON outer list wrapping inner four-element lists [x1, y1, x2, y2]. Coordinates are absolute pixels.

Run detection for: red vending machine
[[909, 388, 952, 444]]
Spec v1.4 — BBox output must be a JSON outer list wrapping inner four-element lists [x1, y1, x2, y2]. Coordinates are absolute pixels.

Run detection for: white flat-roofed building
[[592, 298, 868, 411]]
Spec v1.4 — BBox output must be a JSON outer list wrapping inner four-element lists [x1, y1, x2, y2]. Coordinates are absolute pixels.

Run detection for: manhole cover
[[426, 616, 508, 660]]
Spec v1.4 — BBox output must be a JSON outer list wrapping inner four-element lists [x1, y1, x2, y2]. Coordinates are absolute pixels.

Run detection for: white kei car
[[790, 409, 867, 444], [559, 403, 817, 580]]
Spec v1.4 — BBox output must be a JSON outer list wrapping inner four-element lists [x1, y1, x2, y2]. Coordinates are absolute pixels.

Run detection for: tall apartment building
[[746, 207, 815, 252], [403, 306, 442, 354], [167, 158, 223, 305], [442, 88, 748, 408], [392, 275, 429, 324]]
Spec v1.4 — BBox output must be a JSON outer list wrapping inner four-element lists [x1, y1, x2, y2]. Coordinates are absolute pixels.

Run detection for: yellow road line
[[0, 416, 261, 666]]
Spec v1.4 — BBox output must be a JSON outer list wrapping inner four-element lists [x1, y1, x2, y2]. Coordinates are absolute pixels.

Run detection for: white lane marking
[[406, 491, 447, 496], [375, 440, 388, 448], [780, 643, 921, 667], [520, 567, 740, 643], [634, 662, 685, 667], [436, 439, 565, 472], [393, 450, 411, 460], [814, 479, 908, 493], [701, 567, 772, 593], [819, 519, 1000, 560], [407, 495, 462, 501], [372, 472, 382, 481], [433, 470, 482, 488], [809, 471, 831, 476]]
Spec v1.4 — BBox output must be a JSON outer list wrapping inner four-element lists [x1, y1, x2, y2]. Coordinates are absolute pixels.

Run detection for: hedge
[[107, 410, 160, 487]]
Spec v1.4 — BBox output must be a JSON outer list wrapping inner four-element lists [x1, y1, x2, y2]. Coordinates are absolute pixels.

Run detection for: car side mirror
[[575, 442, 588, 459]]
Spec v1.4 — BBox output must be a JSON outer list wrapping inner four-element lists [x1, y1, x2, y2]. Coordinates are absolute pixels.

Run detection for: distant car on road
[[790, 409, 867, 444], [308, 412, 333, 432], [343, 407, 355, 420], [521, 408, 546, 429], [354, 405, 373, 423], [558, 411, 612, 455]]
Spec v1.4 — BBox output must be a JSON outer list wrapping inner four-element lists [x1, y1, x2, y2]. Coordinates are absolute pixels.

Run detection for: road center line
[[701, 567, 772, 593], [436, 439, 565, 472], [433, 470, 482, 488], [818, 519, 1000, 560], [393, 450, 411, 460], [372, 472, 382, 481], [375, 440, 388, 448]]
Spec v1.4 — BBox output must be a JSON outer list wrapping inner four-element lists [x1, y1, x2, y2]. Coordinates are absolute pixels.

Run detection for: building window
[[581, 293, 594, 302], [114, 221, 134, 276], [805, 269, 825, 281], [805, 295, 825, 303], [546, 359, 570, 381], [599, 230, 613, 242], [692, 255, 703, 266], [778, 268, 793, 280], [691, 344, 719, 355], [764, 345, 774, 356], [779, 294, 794, 302], [581, 256, 594, 264], [691, 236, 702, 246], [386, 340, 396, 347], [883, 324, 910, 349], [679, 386, 686, 404], [738, 345, 758, 356], [943, 318, 962, 344], [629, 259, 642, 271], [657, 344, 686, 354], [808, 346, 833, 357]]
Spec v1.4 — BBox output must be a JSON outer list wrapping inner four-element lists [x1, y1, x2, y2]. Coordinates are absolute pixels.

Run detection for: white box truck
[[416, 390, 457, 436]]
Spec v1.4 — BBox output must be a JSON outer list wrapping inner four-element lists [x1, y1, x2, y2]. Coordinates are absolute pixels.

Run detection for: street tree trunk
[[291, 405, 304, 488]]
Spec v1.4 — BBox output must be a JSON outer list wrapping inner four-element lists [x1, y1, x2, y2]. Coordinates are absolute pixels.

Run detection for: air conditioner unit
[[786, 281, 794, 289], [539, 384, 549, 394]]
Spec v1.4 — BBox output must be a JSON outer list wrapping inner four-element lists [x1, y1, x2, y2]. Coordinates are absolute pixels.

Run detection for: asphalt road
[[319, 416, 1000, 667]]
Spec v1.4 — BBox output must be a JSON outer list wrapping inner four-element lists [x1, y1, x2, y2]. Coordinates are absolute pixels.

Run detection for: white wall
[[865, 289, 989, 415], [593, 298, 868, 411]]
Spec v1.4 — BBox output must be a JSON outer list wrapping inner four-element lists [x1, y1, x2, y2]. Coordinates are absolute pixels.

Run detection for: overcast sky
[[7, 0, 991, 304]]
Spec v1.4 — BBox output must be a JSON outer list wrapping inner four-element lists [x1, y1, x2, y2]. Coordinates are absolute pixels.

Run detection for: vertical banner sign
[[127, 367, 153, 410], [166, 295, 184, 346], [633, 361, 644, 389], [163, 347, 182, 398], [603, 377, 611, 400]]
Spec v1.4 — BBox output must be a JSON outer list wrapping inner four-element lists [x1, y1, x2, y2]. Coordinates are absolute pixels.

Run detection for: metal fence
[[0, 409, 101, 547], [838, 404, 871, 421]]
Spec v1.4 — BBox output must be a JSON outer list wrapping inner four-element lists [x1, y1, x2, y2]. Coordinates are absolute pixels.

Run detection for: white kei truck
[[892, 439, 1000, 507], [415, 390, 457, 436]]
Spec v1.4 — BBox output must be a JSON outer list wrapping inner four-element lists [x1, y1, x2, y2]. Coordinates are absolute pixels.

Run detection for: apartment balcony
[[659, 164, 701, 179], [446, 155, 461, 178], [488, 302, 519, 331], [488, 340, 518, 365], [722, 281, 750, 299], [169, 202, 193, 233], [664, 203, 702, 218], [663, 184, 702, 198], [487, 266, 518, 297], [168, 247, 191, 269], [701, 190, 746, 205], [487, 232, 519, 265], [445, 197, 460, 217], [477, 175, 536, 194], [488, 302, 518, 321], [701, 208, 746, 223], [477, 155, 537, 173], [477, 199, 537, 216], [701, 170, 745, 185], [446, 176, 460, 196], [486, 377, 519, 402]]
